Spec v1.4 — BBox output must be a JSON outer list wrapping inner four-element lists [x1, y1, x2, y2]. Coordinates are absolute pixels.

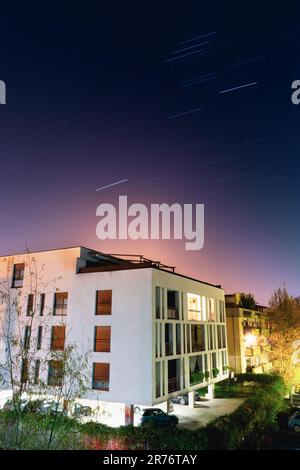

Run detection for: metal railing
[[93, 379, 109, 390], [167, 308, 179, 320], [168, 377, 180, 393]]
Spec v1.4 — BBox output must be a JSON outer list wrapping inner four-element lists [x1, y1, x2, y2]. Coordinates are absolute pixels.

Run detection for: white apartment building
[[0, 246, 228, 424]]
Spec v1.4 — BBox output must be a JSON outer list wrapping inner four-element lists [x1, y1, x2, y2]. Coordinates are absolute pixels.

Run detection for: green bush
[[190, 371, 205, 385], [205, 374, 286, 449], [0, 374, 286, 450], [212, 368, 219, 378]]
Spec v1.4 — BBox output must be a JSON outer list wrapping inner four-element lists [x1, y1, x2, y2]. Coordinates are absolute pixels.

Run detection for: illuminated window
[[219, 300, 225, 322], [187, 293, 202, 321], [208, 299, 216, 321], [202, 297, 207, 321]]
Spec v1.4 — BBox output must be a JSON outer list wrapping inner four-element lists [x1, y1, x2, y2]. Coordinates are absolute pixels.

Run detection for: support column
[[166, 399, 172, 413], [205, 383, 215, 400], [188, 390, 196, 408]]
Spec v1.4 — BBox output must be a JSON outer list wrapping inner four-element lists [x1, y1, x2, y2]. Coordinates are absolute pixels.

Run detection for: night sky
[[1, 1, 300, 304]]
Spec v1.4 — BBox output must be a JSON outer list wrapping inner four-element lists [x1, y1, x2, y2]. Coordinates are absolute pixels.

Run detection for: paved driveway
[[174, 398, 244, 430]]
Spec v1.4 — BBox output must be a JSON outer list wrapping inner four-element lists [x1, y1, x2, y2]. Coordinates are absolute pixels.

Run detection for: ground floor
[[0, 387, 244, 430]]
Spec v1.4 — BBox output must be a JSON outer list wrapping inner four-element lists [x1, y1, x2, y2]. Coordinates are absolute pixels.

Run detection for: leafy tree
[[0, 255, 91, 449], [266, 286, 300, 387], [239, 293, 256, 310]]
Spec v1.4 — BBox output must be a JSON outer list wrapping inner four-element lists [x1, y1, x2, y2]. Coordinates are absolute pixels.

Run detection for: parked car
[[288, 411, 300, 432], [170, 391, 201, 406], [171, 394, 189, 406], [139, 408, 178, 427]]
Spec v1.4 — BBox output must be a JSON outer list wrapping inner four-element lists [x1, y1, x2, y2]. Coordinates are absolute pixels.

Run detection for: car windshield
[[143, 409, 165, 416]]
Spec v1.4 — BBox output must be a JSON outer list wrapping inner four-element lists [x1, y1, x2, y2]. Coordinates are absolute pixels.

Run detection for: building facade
[[225, 293, 272, 374], [0, 246, 229, 423]]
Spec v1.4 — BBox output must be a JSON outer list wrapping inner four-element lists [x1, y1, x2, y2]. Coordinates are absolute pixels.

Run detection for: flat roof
[[0, 245, 223, 290]]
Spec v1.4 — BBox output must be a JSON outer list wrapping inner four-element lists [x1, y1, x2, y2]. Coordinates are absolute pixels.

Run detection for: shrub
[[190, 371, 205, 385]]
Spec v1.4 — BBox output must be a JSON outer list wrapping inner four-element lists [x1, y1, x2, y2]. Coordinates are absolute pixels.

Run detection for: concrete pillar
[[188, 390, 196, 408], [166, 399, 172, 413], [205, 383, 215, 400]]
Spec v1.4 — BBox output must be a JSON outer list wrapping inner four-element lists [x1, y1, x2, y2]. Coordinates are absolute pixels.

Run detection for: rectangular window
[[155, 287, 161, 319], [51, 326, 66, 351], [37, 326, 43, 350], [187, 293, 202, 321], [208, 325, 215, 350], [176, 324, 181, 354], [21, 358, 28, 384], [222, 325, 226, 348], [34, 359, 40, 385], [211, 352, 217, 370], [155, 362, 161, 398], [27, 294, 34, 316], [219, 300, 225, 323], [162, 288, 165, 318], [167, 290, 179, 319], [48, 360, 63, 386], [190, 355, 204, 385], [208, 299, 216, 321], [217, 325, 222, 349], [186, 324, 191, 353], [24, 325, 31, 350], [94, 326, 111, 352], [54, 293, 68, 316], [202, 297, 207, 321], [40, 294, 45, 316], [191, 324, 205, 352], [165, 323, 173, 356], [12, 263, 25, 288], [92, 362, 110, 391], [95, 290, 112, 315]]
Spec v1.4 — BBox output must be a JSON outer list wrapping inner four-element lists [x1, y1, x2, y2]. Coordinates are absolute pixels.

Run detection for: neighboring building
[[225, 293, 272, 374], [0, 246, 229, 424]]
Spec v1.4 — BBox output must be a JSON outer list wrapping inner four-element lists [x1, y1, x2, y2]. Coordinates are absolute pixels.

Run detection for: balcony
[[167, 308, 179, 320], [93, 379, 109, 391], [168, 377, 180, 393]]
